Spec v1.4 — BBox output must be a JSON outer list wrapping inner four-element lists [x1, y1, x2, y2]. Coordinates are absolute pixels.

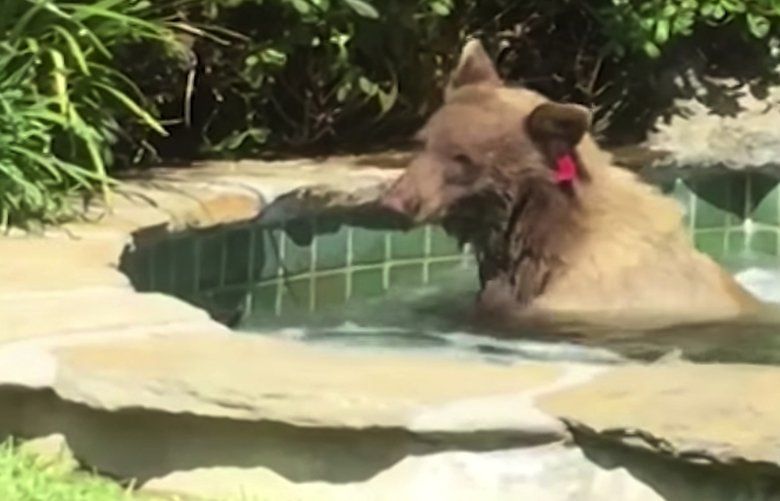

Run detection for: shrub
[[136, 0, 780, 160], [0, 0, 178, 228], [599, 0, 780, 58], [476, 0, 780, 142], [0, 439, 137, 500], [134, 0, 459, 159]]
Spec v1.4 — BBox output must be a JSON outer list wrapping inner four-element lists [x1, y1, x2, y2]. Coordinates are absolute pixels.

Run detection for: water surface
[[239, 254, 780, 366]]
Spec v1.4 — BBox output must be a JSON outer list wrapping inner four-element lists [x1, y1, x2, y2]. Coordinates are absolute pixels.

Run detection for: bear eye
[[446, 154, 480, 184], [453, 154, 471, 165]]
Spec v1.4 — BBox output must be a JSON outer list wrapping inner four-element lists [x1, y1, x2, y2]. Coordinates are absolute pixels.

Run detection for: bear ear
[[527, 102, 591, 148], [447, 39, 501, 95]]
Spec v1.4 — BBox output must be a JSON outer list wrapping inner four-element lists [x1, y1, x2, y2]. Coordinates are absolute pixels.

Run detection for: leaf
[[358, 76, 378, 96], [748, 13, 770, 38], [289, 0, 311, 15], [722, 0, 746, 13], [92, 82, 168, 136], [90, 62, 148, 102], [639, 17, 655, 30], [376, 83, 398, 115], [336, 80, 352, 102], [673, 12, 695, 33], [46, 49, 69, 114], [168, 22, 239, 46], [52, 26, 90, 75], [259, 48, 287, 67], [431, 0, 452, 16], [643, 40, 661, 58], [9, 145, 63, 183], [343, 0, 379, 19], [64, 3, 162, 33], [214, 128, 270, 151], [655, 19, 670, 43]]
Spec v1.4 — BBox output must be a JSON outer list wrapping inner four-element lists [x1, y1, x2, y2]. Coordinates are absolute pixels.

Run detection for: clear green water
[[239, 254, 780, 366]]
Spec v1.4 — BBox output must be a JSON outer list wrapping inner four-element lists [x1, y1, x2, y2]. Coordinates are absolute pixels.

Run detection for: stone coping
[[1, 153, 780, 480]]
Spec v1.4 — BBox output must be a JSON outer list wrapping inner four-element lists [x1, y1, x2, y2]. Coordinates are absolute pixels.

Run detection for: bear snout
[[379, 189, 420, 217]]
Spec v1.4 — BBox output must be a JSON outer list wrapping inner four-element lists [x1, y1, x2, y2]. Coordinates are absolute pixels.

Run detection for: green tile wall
[[121, 171, 780, 327], [122, 219, 472, 326], [669, 172, 780, 259]]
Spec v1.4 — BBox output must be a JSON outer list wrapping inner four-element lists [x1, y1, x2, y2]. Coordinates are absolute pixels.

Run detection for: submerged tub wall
[[660, 170, 780, 259], [120, 169, 780, 324], [121, 216, 473, 327]]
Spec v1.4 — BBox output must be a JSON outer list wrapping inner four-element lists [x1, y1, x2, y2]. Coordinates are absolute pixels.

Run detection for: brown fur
[[380, 40, 761, 329]]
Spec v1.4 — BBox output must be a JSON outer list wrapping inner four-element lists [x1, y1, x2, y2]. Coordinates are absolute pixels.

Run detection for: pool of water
[[238, 252, 780, 366]]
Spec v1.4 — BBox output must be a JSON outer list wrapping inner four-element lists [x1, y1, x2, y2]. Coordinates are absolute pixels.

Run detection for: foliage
[[0, 0, 178, 228], [600, 0, 780, 58], [0, 440, 131, 501], [470, 0, 780, 144], [135, 0, 460, 158], [137, 0, 780, 159]]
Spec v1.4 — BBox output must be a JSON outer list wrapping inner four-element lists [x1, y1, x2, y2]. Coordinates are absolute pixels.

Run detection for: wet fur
[[383, 42, 761, 329], [455, 99, 758, 327], [444, 174, 581, 306]]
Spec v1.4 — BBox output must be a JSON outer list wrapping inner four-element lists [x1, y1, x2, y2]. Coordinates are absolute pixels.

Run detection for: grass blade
[[92, 81, 168, 135], [52, 25, 91, 75]]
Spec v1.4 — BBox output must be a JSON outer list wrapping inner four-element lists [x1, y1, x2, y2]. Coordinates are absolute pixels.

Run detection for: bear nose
[[380, 193, 418, 216]]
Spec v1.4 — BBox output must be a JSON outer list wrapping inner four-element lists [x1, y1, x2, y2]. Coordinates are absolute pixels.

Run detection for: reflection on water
[[239, 255, 780, 366]]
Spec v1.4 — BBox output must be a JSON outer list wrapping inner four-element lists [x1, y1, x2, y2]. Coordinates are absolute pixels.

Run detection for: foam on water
[[735, 267, 780, 303], [265, 321, 627, 365], [242, 259, 780, 366]]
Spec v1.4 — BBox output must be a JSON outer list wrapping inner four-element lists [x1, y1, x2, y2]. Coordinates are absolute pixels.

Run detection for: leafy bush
[[135, 0, 459, 159], [0, 0, 178, 228], [600, 0, 780, 58], [0, 439, 144, 500], [137, 0, 780, 159], [476, 0, 780, 143]]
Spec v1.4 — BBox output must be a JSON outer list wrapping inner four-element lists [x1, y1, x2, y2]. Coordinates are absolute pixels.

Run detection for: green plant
[[114, 0, 780, 164], [0, 0, 179, 228], [136, 0, 459, 157], [600, 0, 780, 58], [137, 0, 780, 159], [0, 50, 91, 228], [0, 439, 121, 500], [0, 439, 169, 500]]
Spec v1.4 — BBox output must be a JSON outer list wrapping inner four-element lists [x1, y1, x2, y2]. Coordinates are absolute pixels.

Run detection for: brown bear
[[379, 39, 761, 330]]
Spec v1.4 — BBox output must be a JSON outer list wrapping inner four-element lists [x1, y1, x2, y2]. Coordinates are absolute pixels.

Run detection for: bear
[[379, 39, 761, 331]]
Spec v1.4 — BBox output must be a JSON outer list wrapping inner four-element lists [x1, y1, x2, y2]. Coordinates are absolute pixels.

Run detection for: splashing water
[[735, 267, 780, 304], [240, 258, 780, 367]]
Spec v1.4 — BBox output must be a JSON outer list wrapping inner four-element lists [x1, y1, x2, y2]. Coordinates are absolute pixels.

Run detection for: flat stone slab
[[106, 156, 403, 240], [0, 322, 229, 389], [538, 363, 780, 465], [50, 333, 572, 437], [0, 235, 130, 294], [142, 444, 663, 501], [0, 289, 209, 342], [44, 326, 780, 469]]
